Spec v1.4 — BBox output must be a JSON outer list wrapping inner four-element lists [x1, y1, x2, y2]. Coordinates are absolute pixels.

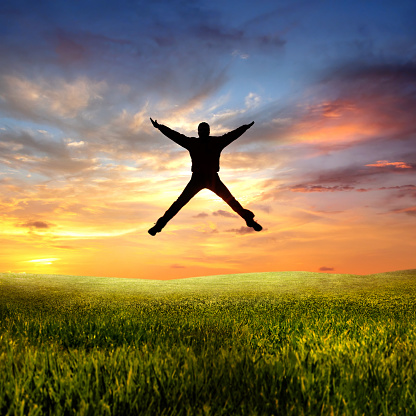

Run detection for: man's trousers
[[161, 172, 248, 223]]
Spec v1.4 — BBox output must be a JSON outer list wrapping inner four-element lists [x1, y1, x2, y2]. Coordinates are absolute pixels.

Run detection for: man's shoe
[[243, 210, 263, 232], [245, 217, 263, 232], [148, 218, 167, 236]]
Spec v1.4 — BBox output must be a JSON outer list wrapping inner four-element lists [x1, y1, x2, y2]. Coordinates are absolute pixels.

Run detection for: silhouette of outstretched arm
[[221, 121, 255, 148], [150, 118, 189, 149]]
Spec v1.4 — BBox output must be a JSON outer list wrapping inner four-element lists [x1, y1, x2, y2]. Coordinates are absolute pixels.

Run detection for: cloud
[[245, 92, 261, 109], [171, 264, 185, 269], [293, 159, 416, 190], [226, 226, 255, 235], [251, 204, 272, 213], [232, 50, 249, 60], [188, 20, 285, 55], [53, 245, 76, 249], [379, 185, 416, 200], [246, 61, 416, 153], [380, 185, 416, 191], [19, 220, 53, 229], [67, 140, 85, 147], [390, 206, 416, 217], [25, 258, 60, 264], [0, 0, 287, 126], [0, 0, 288, 186], [366, 160, 412, 169], [1, 129, 66, 158], [0, 129, 95, 177], [54, 29, 88, 64], [220, 151, 279, 172], [319, 266, 334, 272], [318, 63, 416, 143], [0, 75, 107, 120], [212, 210, 238, 218], [291, 185, 355, 193], [193, 212, 209, 218]]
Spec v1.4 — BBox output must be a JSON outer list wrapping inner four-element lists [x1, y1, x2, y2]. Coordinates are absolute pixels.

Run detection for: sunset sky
[[1, 0, 415, 279]]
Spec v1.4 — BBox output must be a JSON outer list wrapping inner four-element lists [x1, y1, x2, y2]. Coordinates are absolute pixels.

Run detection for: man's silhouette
[[148, 118, 262, 236]]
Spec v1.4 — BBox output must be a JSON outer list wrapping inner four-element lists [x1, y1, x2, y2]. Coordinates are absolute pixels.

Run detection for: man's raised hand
[[247, 121, 255, 128], [150, 117, 159, 128]]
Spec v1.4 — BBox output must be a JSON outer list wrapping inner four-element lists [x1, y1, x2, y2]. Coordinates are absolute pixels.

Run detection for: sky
[[1, 0, 415, 279]]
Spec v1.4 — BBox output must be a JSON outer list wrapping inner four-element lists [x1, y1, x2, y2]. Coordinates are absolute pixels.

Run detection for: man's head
[[198, 122, 210, 138]]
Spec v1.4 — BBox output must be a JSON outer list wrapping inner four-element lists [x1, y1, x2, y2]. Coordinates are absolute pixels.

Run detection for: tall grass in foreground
[[1, 272, 416, 415]]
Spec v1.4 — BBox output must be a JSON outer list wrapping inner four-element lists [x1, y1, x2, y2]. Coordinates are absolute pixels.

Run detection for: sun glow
[[25, 258, 60, 265]]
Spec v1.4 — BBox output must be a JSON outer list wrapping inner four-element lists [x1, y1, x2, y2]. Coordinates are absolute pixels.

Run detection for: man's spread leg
[[241, 209, 263, 232], [148, 175, 203, 236], [210, 174, 262, 232], [148, 216, 168, 236]]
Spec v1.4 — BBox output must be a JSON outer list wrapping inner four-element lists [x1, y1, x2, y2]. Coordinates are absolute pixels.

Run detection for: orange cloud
[[288, 99, 381, 145], [366, 160, 412, 169]]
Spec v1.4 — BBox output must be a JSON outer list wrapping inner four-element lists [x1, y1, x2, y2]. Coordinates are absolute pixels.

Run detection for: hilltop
[[1, 269, 415, 299]]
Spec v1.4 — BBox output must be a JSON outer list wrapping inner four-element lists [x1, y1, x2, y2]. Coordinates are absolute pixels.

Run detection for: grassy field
[[1, 270, 416, 415]]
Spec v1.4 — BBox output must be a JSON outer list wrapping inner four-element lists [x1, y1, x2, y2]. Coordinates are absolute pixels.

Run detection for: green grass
[[1, 270, 416, 415]]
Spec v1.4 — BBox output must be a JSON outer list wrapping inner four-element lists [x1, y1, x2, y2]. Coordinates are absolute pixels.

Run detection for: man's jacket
[[157, 124, 251, 174]]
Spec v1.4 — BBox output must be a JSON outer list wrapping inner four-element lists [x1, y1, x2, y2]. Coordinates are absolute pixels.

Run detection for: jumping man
[[148, 118, 262, 236]]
